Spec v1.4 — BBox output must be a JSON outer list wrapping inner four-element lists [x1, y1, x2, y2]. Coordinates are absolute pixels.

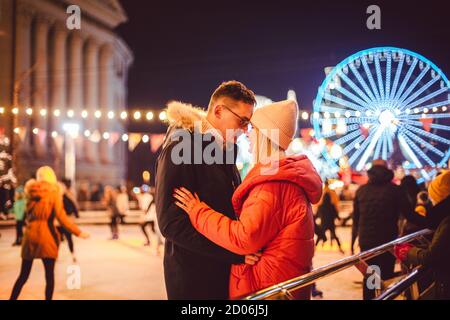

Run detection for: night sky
[[116, 0, 450, 184]]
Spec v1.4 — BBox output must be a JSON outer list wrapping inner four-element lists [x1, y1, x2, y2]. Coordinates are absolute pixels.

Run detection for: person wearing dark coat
[[155, 81, 257, 300], [352, 160, 418, 299], [316, 187, 344, 254], [399, 175, 427, 236], [395, 171, 450, 299], [57, 179, 80, 262]]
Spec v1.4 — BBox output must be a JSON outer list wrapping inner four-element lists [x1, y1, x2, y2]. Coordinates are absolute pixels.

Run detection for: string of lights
[[0, 107, 168, 122], [2, 105, 446, 123]]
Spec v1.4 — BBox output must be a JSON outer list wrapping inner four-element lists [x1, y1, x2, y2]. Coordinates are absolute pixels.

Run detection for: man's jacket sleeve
[[155, 141, 244, 264]]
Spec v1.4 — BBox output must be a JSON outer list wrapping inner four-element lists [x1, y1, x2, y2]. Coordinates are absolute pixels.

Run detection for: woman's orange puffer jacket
[[188, 155, 323, 299]]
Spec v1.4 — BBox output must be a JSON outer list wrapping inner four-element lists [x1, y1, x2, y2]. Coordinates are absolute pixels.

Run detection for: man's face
[[211, 97, 254, 144]]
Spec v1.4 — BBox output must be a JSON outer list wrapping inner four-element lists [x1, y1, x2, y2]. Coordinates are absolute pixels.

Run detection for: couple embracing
[[155, 81, 322, 300]]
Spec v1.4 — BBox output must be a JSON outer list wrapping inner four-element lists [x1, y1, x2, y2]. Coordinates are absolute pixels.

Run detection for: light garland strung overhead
[[0, 106, 169, 123]]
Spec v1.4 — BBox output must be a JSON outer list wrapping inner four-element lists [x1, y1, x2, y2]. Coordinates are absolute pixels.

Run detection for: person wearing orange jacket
[[10, 166, 89, 300], [174, 100, 323, 299]]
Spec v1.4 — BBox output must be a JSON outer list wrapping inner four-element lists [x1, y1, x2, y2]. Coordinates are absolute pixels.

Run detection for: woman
[[173, 100, 322, 299], [116, 185, 129, 225], [104, 186, 120, 240], [10, 166, 89, 300], [315, 181, 344, 254]]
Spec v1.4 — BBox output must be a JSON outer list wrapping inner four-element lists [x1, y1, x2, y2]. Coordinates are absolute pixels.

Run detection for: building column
[[83, 38, 100, 163], [49, 22, 67, 174], [32, 15, 51, 158], [13, 2, 33, 157], [99, 44, 114, 164], [67, 31, 84, 161]]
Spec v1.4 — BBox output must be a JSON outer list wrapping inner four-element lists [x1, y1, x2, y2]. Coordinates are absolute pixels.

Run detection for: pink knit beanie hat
[[250, 99, 298, 150]]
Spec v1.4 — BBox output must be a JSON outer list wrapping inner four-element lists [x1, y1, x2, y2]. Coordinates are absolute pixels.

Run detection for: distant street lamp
[[62, 122, 80, 188]]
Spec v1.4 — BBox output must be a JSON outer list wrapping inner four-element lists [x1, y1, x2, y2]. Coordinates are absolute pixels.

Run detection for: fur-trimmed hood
[[166, 101, 207, 132]]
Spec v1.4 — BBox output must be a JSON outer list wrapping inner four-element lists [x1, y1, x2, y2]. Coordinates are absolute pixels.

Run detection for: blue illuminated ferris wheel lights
[[313, 47, 450, 181]]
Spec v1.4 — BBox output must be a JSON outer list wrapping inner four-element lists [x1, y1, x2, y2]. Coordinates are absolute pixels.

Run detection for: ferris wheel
[[312, 47, 450, 182]]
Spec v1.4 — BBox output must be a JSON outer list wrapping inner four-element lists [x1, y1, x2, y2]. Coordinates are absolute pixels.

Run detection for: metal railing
[[244, 229, 433, 300], [375, 266, 430, 300]]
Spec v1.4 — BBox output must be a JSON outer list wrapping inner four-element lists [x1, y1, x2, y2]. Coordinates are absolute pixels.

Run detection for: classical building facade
[[0, 0, 133, 185]]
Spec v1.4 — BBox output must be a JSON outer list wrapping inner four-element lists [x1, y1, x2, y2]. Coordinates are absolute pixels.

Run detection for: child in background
[[11, 186, 26, 246]]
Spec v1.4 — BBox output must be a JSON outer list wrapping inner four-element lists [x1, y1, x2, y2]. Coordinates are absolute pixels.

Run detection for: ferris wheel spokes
[[396, 65, 432, 107], [334, 85, 373, 110], [361, 56, 382, 103], [337, 71, 374, 107], [374, 53, 387, 100], [393, 58, 418, 103], [385, 52, 392, 101], [402, 87, 448, 111], [389, 53, 405, 105], [349, 63, 378, 103], [398, 76, 439, 110], [402, 123, 450, 145], [399, 125, 445, 157]]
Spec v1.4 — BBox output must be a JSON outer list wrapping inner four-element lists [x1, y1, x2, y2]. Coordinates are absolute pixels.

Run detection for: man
[[155, 81, 258, 299], [352, 159, 415, 299]]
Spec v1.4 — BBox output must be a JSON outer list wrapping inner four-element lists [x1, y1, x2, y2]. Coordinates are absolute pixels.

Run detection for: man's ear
[[213, 104, 222, 119]]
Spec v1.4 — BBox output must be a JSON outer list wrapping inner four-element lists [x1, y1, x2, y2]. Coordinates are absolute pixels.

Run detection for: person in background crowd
[[11, 186, 26, 246], [90, 183, 103, 202], [352, 159, 418, 299], [137, 186, 153, 214], [395, 170, 450, 299], [116, 185, 129, 225], [399, 175, 426, 236], [57, 179, 80, 263], [104, 186, 120, 240], [340, 185, 353, 201], [401, 175, 421, 207], [314, 217, 327, 247], [77, 183, 89, 202], [10, 166, 89, 300], [141, 198, 164, 254], [315, 181, 344, 254], [140, 198, 156, 246]]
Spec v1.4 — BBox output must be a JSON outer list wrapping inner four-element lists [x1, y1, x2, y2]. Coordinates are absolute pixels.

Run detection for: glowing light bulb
[[159, 111, 167, 121]]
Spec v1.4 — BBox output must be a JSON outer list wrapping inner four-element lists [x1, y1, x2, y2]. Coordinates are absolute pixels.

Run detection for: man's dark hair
[[208, 80, 256, 111]]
